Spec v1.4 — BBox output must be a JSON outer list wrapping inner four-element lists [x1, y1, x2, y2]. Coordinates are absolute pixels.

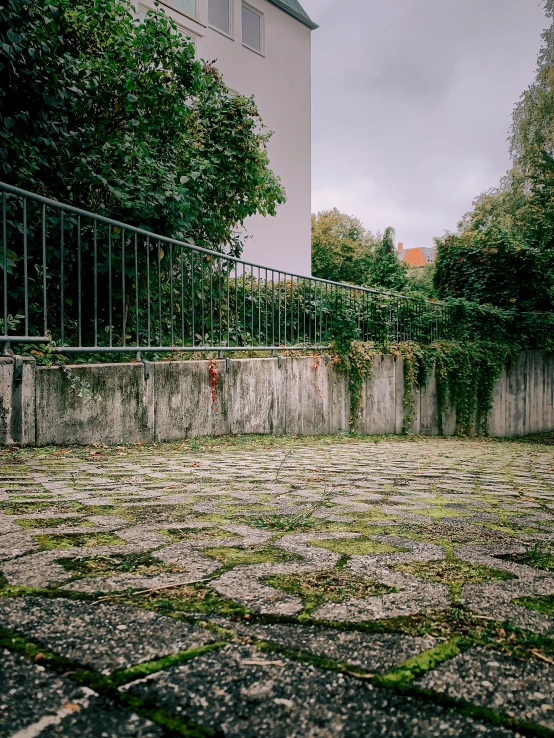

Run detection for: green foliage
[[312, 215, 425, 296], [0, 0, 284, 253], [437, 0, 554, 312], [365, 226, 409, 293], [311, 209, 376, 284], [434, 227, 548, 311], [328, 293, 375, 429]]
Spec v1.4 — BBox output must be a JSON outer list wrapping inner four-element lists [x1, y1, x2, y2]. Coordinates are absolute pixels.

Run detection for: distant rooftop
[[267, 0, 318, 29]]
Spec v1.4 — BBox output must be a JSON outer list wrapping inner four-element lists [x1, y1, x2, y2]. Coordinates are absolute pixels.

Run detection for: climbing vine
[[329, 294, 375, 429], [330, 296, 549, 436]]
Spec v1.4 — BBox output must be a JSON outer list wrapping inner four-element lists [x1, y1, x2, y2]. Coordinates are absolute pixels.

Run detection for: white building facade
[[135, 0, 317, 275]]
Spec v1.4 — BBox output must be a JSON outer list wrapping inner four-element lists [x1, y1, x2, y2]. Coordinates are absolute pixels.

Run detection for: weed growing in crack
[[253, 452, 351, 531]]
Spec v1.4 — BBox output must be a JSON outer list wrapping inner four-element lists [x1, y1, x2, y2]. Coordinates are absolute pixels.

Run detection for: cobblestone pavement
[[1, 435, 554, 737]]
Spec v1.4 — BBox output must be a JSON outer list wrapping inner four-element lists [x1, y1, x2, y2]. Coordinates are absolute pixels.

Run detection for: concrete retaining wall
[[0, 352, 552, 446]]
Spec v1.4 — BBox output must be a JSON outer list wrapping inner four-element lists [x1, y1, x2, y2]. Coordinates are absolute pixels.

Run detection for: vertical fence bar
[[146, 237, 151, 347], [190, 251, 195, 347], [93, 221, 98, 347], [157, 240, 162, 346], [242, 262, 246, 347], [169, 242, 174, 347], [108, 225, 113, 347], [200, 254, 205, 348], [209, 256, 213, 347], [42, 204, 47, 337], [256, 267, 262, 345], [277, 272, 281, 348], [2, 193, 7, 337], [226, 264, 230, 348], [23, 198, 29, 336], [122, 229, 126, 348], [218, 261, 222, 348], [180, 246, 185, 347], [135, 233, 139, 348], [60, 211, 65, 346], [77, 215, 82, 347]]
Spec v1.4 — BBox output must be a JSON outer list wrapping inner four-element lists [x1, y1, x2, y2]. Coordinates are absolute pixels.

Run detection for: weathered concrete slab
[[0, 649, 162, 737], [417, 647, 554, 730], [123, 644, 515, 737], [36, 363, 153, 446], [206, 618, 438, 674], [153, 359, 229, 440], [0, 357, 35, 446], [4, 351, 554, 446], [228, 358, 285, 436], [0, 597, 216, 674]]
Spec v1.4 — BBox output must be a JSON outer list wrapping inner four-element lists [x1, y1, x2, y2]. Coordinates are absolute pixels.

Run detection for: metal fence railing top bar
[[1, 180, 551, 356]]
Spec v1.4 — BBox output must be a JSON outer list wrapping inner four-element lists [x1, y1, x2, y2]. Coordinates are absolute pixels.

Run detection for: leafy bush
[[0, 0, 285, 253]]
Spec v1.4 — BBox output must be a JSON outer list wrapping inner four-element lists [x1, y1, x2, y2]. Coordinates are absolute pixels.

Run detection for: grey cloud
[[301, 0, 547, 246]]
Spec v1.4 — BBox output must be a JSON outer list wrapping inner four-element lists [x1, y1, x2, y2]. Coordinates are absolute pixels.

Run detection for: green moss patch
[[514, 594, 554, 617], [377, 638, 462, 687], [159, 527, 235, 542], [202, 546, 298, 567], [121, 582, 249, 618], [58, 552, 188, 577], [309, 538, 407, 557], [15, 517, 85, 530], [265, 569, 396, 614], [499, 543, 554, 572], [394, 558, 515, 600], [394, 523, 515, 546], [36, 532, 127, 550]]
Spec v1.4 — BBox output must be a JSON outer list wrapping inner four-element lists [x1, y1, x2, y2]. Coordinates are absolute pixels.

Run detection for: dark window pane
[[242, 5, 261, 51], [209, 0, 231, 34]]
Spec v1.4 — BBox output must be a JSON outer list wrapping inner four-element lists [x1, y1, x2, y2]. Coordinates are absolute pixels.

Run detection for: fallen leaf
[[62, 703, 81, 713]]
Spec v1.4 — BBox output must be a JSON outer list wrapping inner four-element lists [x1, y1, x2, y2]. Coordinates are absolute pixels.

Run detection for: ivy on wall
[[329, 297, 549, 436]]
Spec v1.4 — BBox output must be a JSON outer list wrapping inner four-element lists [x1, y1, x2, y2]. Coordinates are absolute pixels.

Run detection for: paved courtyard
[[1, 435, 554, 737]]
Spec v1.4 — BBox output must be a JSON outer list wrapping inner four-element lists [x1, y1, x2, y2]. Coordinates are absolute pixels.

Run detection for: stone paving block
[[0, 597, 217, 674], [123, 644, 516, 737], [0, 649, 162, 738], [207, 618, 438, 674], [416, 647, 554, 730]]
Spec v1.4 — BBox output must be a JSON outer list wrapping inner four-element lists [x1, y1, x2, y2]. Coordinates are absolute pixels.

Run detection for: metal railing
[[0, 181, 547, 357]]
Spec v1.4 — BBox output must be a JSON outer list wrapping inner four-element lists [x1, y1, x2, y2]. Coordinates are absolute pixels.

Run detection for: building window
[[209, 0, 231, 36], [165, 0, 197, 18], [242, 4, 262, 53]]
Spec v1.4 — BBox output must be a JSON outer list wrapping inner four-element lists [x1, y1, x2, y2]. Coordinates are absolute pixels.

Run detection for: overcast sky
[[300, 0, 548, 249]]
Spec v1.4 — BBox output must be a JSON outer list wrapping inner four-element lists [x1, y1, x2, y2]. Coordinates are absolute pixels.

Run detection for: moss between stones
[[393, 523, 515, 545], [499, 543, 554, 573], [514, 595, 554, 617], [15, 517, 85, 530], [202, 546, 299, 567], [158, 527, 235, 542], [58, 552, 189, 577], [309, 538, 408, 557], [264, 569, 397, 615], [35, 532, 128, 550], [393, 558, 516, 601]]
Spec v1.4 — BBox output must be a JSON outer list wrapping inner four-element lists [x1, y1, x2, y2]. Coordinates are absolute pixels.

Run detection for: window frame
[[158, 0, 199, 22], [241, 2, 264, 56], [208, 0, 233, 39]]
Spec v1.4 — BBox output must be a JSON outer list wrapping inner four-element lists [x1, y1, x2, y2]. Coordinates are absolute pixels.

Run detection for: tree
[[0, 0, 285, 254], [435, 0, 554, 311], [365, 227, 409, 293], [311, 209, 376, 284], [434, 228, 548, 310]]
